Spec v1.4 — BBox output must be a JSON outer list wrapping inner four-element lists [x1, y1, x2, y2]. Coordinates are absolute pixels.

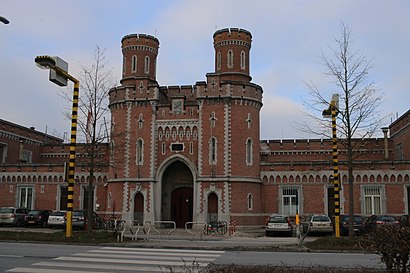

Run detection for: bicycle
[[103, 217, 125, 233], [205, 221, 228, 235]]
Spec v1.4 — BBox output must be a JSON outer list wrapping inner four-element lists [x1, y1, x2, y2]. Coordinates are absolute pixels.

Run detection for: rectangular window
[[18, 186, 34, 209], [21, 150, 32, 163], [281, 186, 299, 215], [396, 143, 403, 160], [364, 186, 382, 215], [0, 143, 6, 163]]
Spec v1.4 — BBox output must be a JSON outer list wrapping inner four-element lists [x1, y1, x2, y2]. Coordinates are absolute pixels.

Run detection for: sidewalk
[[119, 228, 314, 251]]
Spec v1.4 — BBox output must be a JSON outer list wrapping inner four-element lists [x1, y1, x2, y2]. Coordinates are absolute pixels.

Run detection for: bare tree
[[302, 23, 384, 239], [62, 46, 114, 233]]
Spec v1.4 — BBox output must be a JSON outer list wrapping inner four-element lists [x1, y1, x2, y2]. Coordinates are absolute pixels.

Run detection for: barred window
[[281, 186, 299, 215]]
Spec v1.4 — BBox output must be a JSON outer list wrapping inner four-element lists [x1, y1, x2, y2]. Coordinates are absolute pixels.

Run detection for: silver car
[[302, 214, 333, 234], [0, 207, 30, 226], [47, 210, 66, 228], [265, 214, 293, 236]]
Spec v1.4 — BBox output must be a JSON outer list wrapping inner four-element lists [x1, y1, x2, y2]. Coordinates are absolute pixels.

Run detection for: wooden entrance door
[[207, 193, 218, 224], [133, 193, 144, 225], [171, 187, 193, 228]]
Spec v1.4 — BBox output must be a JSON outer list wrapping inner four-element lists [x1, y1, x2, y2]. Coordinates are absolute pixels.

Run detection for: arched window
[[247, 193, 253, 210], [240, 51, 246, 69], [131, 55, 137, 72], [144, 56, 150, 74], [217, 51, 221, 70], [227, 50, 233, 68], [246, 138, 253, 165], [209, 137, 217, 165], [136, 139, 144, 165]]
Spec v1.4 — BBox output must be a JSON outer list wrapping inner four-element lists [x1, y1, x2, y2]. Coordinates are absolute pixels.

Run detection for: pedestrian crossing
[[6, 247, 225, 273]]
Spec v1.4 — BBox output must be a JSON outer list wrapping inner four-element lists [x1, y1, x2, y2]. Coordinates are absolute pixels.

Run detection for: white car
[[265, 214, 293, 236], [302, 214, 333, 234], [47, 210, 66, 228]]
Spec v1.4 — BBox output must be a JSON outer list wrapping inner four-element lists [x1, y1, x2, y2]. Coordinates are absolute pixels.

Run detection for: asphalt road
[[0, 242, 384, 272]]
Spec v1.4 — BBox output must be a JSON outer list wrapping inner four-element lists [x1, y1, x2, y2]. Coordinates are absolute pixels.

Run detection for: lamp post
[[322, 94, 341, 238], [0, 16, 9, 24], [35, 55, 79, 238]]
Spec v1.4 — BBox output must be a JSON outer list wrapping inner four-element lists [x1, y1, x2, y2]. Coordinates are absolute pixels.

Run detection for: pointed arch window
[[246, 138, 253, 165], [217, 51, 221, 71], [136, 138, 144, 165], [227, 50, 234, 68], [240, 51, 246, 69], [131, 55, 137, 72], [144, 56, 150, 74]]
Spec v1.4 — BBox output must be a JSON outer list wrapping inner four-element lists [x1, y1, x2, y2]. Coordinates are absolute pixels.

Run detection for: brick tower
[[108, 28, 264, 227]]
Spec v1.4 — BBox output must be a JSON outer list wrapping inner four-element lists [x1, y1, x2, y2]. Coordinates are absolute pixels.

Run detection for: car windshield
[[50, 211, 65, 216], [0, 208, 13, 213], [312, 216, 330, 222], [268, 216, 287, 223], [28, 211, 41, 215], [342, 216, 363, 223], [380, 216, 396, 221]]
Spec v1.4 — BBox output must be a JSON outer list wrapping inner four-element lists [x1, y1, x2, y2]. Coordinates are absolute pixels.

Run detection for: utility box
[[49, 57, 68, 86]]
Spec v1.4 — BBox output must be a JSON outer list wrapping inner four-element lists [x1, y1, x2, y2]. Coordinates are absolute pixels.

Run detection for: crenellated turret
[[213, 28, 252, 82], [121, 34, 159, 85]]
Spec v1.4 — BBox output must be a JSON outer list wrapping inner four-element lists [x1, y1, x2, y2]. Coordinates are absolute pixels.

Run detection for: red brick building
[[1, 28, 409, 227]]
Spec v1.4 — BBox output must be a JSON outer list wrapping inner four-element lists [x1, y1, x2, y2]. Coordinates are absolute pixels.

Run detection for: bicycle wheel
[[116, 220, 125, 232]]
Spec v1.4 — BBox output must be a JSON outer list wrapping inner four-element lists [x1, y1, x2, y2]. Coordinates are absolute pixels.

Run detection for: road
[[0, 242, 384, 272]]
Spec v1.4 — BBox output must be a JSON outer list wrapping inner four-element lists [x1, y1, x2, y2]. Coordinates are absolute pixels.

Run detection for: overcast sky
[[1, 0, 409, 141]]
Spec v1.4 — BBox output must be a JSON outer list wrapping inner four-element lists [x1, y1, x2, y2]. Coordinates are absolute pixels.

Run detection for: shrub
[[361, 225, 410, 273]]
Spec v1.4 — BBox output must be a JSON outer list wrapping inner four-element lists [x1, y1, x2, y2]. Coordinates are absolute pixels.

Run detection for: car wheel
[[265, 231, 271, 237]]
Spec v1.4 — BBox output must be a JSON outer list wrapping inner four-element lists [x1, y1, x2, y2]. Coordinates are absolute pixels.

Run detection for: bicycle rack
[[185, 221, 207, 240], [152, 221, 176, 239]]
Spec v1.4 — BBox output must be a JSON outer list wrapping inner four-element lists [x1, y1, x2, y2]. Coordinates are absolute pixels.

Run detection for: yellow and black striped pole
[[65, 81, 79, 238], [35, 55, 79, 238], [322, 94, 340, 238], [331, 102, 340, 238]]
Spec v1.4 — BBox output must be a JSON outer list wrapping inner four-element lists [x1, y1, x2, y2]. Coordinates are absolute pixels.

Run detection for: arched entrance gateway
[[160, 160, 194, 228]]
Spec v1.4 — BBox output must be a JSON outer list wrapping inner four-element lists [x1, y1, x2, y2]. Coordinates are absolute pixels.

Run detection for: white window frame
[[144, 56, 150, 74], [18, 186, 34, 209], [136, 138, 144, 165], [227, 50, 233, 68], [362, 185, 383, 215], [240, 51, 246, 69], [131, 55, 137, 72], [280, 186, 300, 216]]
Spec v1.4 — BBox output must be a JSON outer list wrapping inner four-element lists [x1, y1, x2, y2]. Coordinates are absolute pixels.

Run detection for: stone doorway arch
[[160, 160, 194, 228]]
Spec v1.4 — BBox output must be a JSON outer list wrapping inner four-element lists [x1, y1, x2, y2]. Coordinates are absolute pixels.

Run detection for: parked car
[[302, 214, 333, 234], [399, 215, 410, 227], [24, 210, 51, 227], [365, 215, 399, 233], [0, 207, 30, 226], [265, 214, 293, 236], [339, 214, 365, 236], [71, 210, 87, 230], [47, 210, 66, 228]]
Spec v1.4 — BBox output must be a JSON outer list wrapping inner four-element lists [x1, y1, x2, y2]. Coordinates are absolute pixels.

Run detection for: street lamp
[[35, 55, 79, 238], [0, 16, 9, 24], [322, 94, 341, 238]]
